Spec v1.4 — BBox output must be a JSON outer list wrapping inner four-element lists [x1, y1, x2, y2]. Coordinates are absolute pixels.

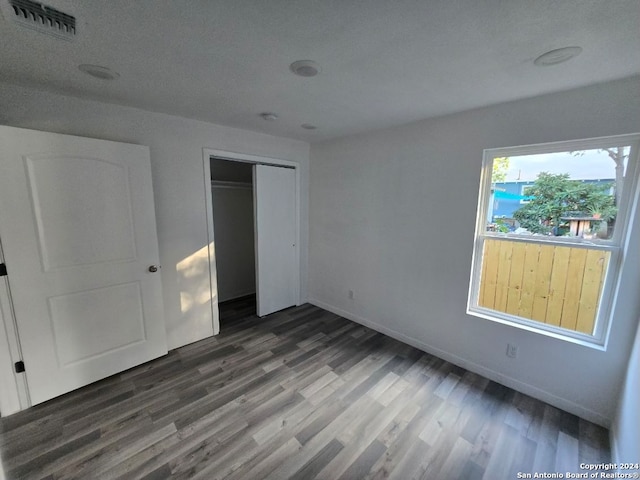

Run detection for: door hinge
[[14, 361, 25, 373], [0, 263, 7, 277]]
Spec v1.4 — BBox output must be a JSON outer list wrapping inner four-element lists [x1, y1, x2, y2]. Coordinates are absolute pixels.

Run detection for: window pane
[[488, 147, 630, 240], [478, 238, 610, 335]]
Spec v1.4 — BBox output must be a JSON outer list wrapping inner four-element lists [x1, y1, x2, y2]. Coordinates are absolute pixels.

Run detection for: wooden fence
[[478, 238, 610, 334]]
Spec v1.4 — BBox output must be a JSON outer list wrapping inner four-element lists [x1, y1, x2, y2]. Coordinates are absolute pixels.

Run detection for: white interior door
[[0, 125, 167, 406], [254, 164, 298, 317]]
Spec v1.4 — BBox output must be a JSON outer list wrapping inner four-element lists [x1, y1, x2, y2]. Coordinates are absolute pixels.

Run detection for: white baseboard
[[309, 297, 610, 428], [219, 291, 256, 303]]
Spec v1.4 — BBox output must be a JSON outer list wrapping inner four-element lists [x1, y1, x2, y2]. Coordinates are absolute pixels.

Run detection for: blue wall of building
[[491, 179, 614, 220]]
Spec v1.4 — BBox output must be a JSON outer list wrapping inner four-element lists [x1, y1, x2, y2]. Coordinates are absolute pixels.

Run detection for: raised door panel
[[47, 282, 146, 366], [25, 155, 137, 270]]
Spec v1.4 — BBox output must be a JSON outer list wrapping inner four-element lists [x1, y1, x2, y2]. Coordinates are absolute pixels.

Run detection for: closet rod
[[211, 180, 252, 189]]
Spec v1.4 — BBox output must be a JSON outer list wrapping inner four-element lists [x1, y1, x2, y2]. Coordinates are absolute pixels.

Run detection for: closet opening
[[210, 158, 257, 326], [204, 149, 300, 335]]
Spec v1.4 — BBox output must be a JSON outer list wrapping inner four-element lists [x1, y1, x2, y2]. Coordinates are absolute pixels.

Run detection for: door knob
[[148, 265, 159, 273]]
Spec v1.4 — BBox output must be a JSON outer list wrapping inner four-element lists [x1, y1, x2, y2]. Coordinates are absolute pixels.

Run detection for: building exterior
[[491, 179, 614, 220]]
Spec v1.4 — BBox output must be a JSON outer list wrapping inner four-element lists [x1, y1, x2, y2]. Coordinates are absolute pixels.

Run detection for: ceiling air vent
[[2, 0, 76, 40]]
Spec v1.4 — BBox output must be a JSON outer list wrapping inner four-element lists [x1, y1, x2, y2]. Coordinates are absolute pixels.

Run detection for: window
[[468, 134, 640, 346]]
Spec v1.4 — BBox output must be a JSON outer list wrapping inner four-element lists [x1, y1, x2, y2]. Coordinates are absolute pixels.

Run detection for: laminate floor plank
[[226, 436, 301, 480], [0, 302, 610, 479]]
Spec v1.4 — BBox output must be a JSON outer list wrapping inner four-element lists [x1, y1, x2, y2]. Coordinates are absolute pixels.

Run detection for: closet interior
[[211, 158, 257, 322]]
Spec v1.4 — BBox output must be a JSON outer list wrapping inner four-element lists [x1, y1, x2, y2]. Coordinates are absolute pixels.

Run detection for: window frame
[[467, 133, 640, 348]]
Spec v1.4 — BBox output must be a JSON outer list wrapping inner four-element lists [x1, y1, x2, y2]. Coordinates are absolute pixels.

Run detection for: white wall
[[0, 82, 310, 352], [611, 319, 640, 467], [309, 75, 640, 425], [212, 186, 256, 302]]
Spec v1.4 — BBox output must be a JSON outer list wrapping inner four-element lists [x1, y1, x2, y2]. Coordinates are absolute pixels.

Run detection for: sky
[[499, 148, 628, 182]]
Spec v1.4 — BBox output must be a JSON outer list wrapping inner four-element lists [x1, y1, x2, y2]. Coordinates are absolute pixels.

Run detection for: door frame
[[0, 240, 30, 415], [202, 148, 302, 333]]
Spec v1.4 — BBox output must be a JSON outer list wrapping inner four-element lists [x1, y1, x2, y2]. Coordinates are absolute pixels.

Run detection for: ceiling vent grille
[[2, 0, 76, 40]]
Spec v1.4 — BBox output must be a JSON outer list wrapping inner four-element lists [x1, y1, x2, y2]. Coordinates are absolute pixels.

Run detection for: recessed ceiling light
[[78, 64, 120, 80], [290, 60, 321, 77], [301, 124, 317, 130], [534, 47, 582, 66], [260, 112, 278, 121]]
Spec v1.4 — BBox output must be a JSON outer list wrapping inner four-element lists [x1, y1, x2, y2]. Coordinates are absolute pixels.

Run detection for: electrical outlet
[[348, 289, 354, 300], [506, 343, 518, 358]]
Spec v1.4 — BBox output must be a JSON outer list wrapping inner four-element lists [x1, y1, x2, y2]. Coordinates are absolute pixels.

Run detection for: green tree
[[513, 172, 616, 235], [492, 157, 510, 183]]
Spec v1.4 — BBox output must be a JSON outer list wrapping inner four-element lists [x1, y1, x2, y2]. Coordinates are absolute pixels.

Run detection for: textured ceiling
[[0, 0, 638, 142]]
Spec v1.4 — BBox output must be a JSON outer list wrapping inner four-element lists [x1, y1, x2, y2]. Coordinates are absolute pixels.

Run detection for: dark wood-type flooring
[[0, 298, 610, 479]]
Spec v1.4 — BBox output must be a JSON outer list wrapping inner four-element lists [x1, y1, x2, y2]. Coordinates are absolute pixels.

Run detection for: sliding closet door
[[253, 164, 298, 317]]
